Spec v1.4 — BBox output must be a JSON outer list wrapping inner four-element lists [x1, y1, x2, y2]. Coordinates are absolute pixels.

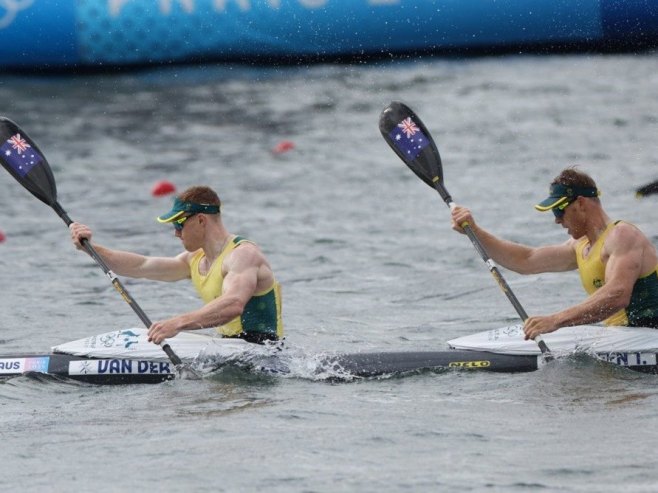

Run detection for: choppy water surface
[[1, 54, 658, 492]]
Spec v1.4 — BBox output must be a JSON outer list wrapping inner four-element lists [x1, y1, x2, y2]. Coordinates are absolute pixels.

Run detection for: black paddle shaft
[[379, 102, 553, 359], [0, 117, 185, 368], [53, 203, 183, 366]]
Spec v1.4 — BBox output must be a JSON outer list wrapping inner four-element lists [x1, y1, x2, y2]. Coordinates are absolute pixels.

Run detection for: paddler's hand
[[148, 319, 181, 345], [70, 222, 92, 250], [451, 206, 475, 234], [523, 315, 559, 340]]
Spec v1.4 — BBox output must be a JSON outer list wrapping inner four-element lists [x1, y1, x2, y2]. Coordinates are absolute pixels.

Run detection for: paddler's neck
[[584, 209, 612, 245], [201, 218, 231, 263], [203, 232, 231, 263]]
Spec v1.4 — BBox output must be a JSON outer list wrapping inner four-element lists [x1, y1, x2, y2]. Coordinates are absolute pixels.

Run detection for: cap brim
[[157, 209, 186, 223], [534, 196, 569, 212]]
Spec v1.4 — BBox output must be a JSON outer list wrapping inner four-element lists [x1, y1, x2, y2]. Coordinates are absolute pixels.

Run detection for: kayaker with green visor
[[163, 197, 221, 232], [534, 183, 600, 219], [70, 185, 284, 345], [449, 167, 658, 340]]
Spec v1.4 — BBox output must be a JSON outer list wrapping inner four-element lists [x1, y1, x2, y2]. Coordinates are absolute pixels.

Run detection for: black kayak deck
[[326, 350, 539, 376], [0, 350, 540, 385]]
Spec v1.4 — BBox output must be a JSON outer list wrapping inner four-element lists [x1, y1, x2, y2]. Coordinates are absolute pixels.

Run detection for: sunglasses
[[552, 200, 574, 219], [173, 213, 196, 232]]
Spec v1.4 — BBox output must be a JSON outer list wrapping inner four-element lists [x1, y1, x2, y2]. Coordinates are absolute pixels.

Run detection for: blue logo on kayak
[[119, 330, 140, 348], [99, 330, 141, 349]]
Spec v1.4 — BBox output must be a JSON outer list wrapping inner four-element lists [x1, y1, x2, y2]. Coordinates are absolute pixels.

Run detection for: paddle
[[378, 101, 553, 360], [636, 179, 658, 198], [0, 117, 195, 376]]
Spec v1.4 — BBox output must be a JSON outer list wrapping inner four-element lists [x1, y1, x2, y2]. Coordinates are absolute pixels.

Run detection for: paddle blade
[[379, 101, 444, 190], [636, 179, 658, 198], [0, 117, 58, 206]]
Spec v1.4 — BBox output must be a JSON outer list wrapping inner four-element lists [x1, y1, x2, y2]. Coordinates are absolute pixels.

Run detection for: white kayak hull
[[52, 328, 262, 361], [448, 324, 658, 356]]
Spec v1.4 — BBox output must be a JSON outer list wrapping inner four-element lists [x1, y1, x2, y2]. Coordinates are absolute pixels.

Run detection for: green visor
[[157, 197, 220, 223], [534, 183, 599, 212]]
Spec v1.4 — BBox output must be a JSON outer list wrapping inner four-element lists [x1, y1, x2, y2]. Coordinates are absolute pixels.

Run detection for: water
[[1, 54, 658, 491]]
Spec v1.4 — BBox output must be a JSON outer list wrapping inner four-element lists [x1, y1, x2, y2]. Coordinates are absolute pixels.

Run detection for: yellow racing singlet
[[189, 235, 284, 341], [576, 221, 658, 327]]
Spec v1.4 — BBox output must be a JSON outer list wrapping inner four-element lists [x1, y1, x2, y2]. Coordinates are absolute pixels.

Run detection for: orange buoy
[[272, 140, 295, 154], [151, 180, 176, 197]]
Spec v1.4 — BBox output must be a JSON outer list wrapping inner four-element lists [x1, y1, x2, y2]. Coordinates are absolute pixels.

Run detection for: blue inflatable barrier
[[1, 0, 657, 70]]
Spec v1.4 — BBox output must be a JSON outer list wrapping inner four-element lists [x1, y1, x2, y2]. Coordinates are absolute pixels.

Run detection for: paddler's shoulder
[[178, 248, 203, 265]]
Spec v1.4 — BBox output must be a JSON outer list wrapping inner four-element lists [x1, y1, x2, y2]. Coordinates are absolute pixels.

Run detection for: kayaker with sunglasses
[[70, 185, 283, 345], [451, 167, 658, 340]]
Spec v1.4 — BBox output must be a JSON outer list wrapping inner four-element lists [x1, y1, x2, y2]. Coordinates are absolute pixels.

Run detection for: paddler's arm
[[69, 222, 190, 281], [147, 244, 268, 344], [523, 223, 644, 339], [450, 206, 578, 274]]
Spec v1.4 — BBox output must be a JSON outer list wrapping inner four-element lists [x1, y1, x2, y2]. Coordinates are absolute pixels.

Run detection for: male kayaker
[[451, 167, 658, 340], [70, 185, 283, 345]]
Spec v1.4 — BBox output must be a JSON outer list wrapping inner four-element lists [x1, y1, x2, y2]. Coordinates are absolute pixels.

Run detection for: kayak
[[1, 325, 657, 384], [448, 324, 658, 370]]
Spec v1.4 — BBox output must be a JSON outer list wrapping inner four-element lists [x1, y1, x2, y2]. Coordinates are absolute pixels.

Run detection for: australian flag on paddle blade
[[1, 133, 43, 177], [389, 117, 430, 160]]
